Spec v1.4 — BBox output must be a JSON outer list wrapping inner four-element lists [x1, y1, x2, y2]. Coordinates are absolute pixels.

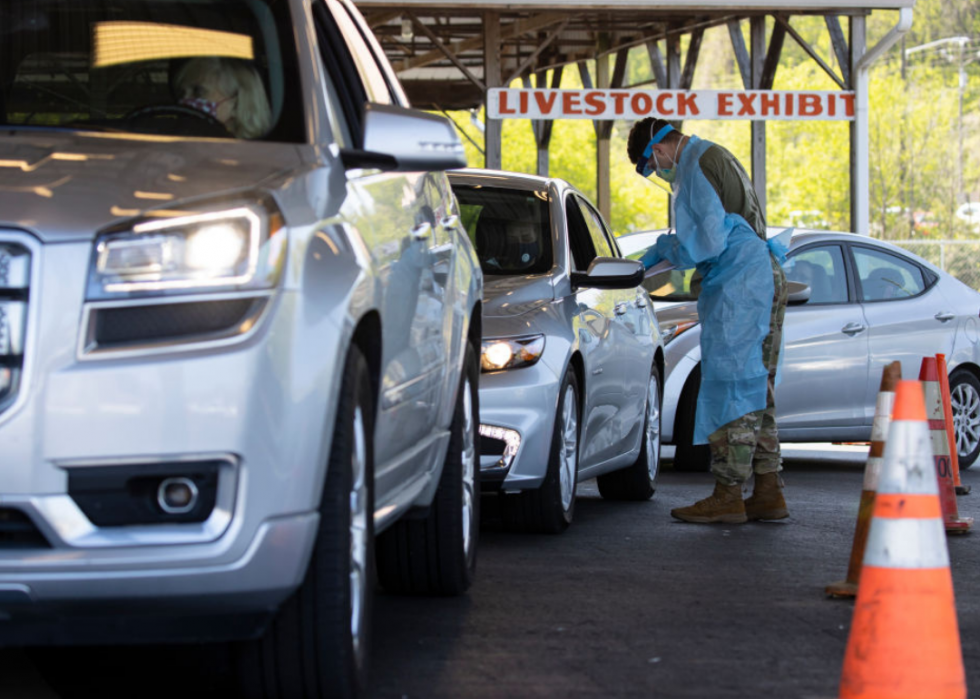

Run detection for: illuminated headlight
[[481, 334, 545, 372], [659, 320, 698, 345], [88, 201, 286, 298]]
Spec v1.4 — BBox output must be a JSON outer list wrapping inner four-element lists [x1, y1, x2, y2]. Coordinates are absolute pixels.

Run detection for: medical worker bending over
[[626, 118, 790, 524]]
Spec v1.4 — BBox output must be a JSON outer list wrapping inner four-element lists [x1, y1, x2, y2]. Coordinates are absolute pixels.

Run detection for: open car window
[[1, 0, 304, 142]]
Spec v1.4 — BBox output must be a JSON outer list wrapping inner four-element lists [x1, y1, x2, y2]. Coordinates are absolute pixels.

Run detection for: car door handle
[[410, 222, 432, 241], [636, 296, 648, 308], [841, 322, 867, 336], [440, 215, 460, 229], [935, 311, 956, 322], [615, 302, 629, 316]]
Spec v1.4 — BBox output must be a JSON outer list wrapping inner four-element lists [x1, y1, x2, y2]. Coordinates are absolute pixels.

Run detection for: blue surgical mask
[[653, 152, 676, 183]]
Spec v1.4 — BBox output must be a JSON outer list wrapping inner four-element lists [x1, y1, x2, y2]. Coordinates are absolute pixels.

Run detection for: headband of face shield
[[635, 124, 676, 178]]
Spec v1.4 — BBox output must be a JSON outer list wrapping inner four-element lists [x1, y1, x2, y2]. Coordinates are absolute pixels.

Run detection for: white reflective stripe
[[923, 379, 944, 419], [870, 392, 894, 441], [864, 517, 949, 568], [930, 428, 950, 457], [878, 420, 940, 496], [863, 456, 883, 490]]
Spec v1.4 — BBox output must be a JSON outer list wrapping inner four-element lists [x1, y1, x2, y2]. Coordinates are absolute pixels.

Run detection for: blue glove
[[637, 245, 663, 271]]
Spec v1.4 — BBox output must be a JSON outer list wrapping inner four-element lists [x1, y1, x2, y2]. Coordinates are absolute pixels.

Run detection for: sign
[[488, 89, 856, 121]]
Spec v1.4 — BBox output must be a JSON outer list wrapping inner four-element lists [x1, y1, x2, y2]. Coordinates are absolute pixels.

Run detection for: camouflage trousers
[[710, 257, 789, 486]]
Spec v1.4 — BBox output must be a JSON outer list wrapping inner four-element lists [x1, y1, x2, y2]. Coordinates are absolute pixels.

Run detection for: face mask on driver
[[179, 96, 219, 119]]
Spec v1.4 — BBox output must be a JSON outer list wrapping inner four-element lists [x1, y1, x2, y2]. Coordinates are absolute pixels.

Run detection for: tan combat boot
[[744, 472, 789, 520], [670, 482, 747, 523]]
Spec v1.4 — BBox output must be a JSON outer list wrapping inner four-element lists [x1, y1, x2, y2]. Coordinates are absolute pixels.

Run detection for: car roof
[[448, 168, 571, 198]]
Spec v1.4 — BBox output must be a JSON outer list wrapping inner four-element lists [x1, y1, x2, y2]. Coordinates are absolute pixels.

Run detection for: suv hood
[[0, 130, 306, 242], [482, 274, 555, 318]]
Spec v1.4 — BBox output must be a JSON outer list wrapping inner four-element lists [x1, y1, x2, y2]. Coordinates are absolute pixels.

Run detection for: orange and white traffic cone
[[826, 361, 901, 599], [920, 357, 973, 533], [937, 354, 971, 495], [839, 380, 967, 699]]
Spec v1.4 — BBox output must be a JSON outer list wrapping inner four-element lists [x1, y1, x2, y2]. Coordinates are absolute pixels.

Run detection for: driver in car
[[174, 56, 272, 139]]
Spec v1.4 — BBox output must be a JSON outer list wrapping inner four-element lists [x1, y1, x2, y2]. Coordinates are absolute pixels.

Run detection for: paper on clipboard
[[644, 259, 676, 279]]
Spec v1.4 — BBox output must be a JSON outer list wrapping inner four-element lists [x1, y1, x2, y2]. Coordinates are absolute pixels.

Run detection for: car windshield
[[1, 0, 304, 142], [454, 185, 553, 275]]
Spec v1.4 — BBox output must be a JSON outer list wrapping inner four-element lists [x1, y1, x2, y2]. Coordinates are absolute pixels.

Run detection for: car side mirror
[[787, 280, 811, 305], [341, 103, 467, 173], [570, 257, 645, 290]]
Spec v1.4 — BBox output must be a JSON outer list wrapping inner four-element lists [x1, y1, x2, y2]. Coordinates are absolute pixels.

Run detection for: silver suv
[[0, 1, 481, 697]]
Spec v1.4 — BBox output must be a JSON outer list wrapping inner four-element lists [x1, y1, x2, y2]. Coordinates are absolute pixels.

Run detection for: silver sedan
[[449, 170, 665, 533], [618, 228, 980, 471]]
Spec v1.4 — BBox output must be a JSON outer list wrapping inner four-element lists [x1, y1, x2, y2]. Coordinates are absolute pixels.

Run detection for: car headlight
[[87, 200, 286, 299], [659, 320, 699, 345], [481, 334, 546, 372]]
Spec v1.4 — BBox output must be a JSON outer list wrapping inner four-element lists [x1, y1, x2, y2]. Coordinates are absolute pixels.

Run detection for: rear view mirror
[[571, 257, 645, 290], [342, 103, 467, 172]]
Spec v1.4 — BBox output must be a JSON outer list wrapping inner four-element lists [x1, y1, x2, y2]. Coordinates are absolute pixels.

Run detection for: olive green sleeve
[[698, 146, 745, 217]]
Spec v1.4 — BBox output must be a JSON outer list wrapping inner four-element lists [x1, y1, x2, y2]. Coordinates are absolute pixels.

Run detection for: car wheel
[[673, 364, 711, 472], [235, 344, 374, 699], [950, 369, 980, 469], [376, 342, 480, 595], [504, 368, 579, 534], [597, 364, 661, 500]]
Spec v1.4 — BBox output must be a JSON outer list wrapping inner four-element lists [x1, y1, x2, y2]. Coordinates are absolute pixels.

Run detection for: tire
[[950, 369, 980, 469], [597, 364, 662, 500], [376, 343, 480, 595], [503, 368, 579, 534], [673, 364, 711, 472], [235, 345, 375, 699]]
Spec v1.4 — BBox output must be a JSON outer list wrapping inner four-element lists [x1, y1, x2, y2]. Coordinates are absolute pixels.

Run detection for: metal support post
[[484, 11, 502, 170], [850, 16, 867, 235], [750, 16, 767, 217]]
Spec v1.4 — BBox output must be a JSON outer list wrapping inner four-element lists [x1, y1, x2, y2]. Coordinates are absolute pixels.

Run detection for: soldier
[[626, 118, 790, 523]]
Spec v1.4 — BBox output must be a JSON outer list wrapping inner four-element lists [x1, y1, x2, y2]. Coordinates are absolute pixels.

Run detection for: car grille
[[0, 241, 30, 418], [0, 508, 50, 549]]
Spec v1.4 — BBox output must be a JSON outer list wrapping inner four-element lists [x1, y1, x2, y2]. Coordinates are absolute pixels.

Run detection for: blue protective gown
[[638, 136, 787, 444]]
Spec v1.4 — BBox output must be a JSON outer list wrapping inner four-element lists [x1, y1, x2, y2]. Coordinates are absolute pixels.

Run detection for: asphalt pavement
[[3, 445, 980, 699]]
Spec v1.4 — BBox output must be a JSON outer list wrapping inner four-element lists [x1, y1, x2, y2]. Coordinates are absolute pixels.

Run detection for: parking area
[[5, 446, 979, 699]]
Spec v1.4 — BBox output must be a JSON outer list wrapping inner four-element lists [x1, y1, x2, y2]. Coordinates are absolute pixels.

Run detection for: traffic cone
[[839, 380, 966, 699], [826, 361, 901, 599], [919, 357, 972, 533], [937, 353, 971, 495]]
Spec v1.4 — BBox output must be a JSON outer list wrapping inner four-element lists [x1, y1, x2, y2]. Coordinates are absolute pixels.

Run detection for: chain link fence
[[891, 240, 980, 291]]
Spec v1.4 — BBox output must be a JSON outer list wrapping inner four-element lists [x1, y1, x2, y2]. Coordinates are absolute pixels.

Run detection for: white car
[[618, 228, 980, 471]]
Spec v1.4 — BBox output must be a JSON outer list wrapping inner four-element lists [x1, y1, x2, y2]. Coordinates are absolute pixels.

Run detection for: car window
[[565, 195, 596, 272], [576, 199, 615, 258], [785, 245, 848, 304], [854, 246, 927, 302], [1, 0, 303, 142], [454, 186, 552, 275]]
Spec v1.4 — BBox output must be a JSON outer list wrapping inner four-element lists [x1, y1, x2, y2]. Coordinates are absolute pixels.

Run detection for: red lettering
[[498, 90, 516, 115], [655, 93, 674, 115], [534, 91, 558, 115], [520, 91, 529, 113], [562, 91, 582, 115], [841, 94, 856, 117], [678, 92, 700, 116], [737, 92, 757, 116], [585, 91, 605, 116], [785, 93, 794, 116], [632, 92, 653, 116], [717, 93, 733, 117], [760, 92, 779, 116], [610, 92, 630, 115], [800, 94, 822, 116], [828, 94, 836, 117]]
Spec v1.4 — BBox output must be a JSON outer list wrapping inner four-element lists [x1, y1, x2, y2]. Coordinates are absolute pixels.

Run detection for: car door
[[777, 243, 869, 431], [565, 195, 625, 466], [578, 199, 652, 446], [851, 243, 953, 423], [315, 3, 445, 491]]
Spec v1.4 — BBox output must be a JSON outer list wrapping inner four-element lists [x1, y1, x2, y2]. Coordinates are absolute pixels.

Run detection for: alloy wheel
[[460, 376, 476, 558], [559, 384, 579, 511], [349, 405, 369, 666], [952, 380, 980, 460], [645, 375, 662, 481]]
